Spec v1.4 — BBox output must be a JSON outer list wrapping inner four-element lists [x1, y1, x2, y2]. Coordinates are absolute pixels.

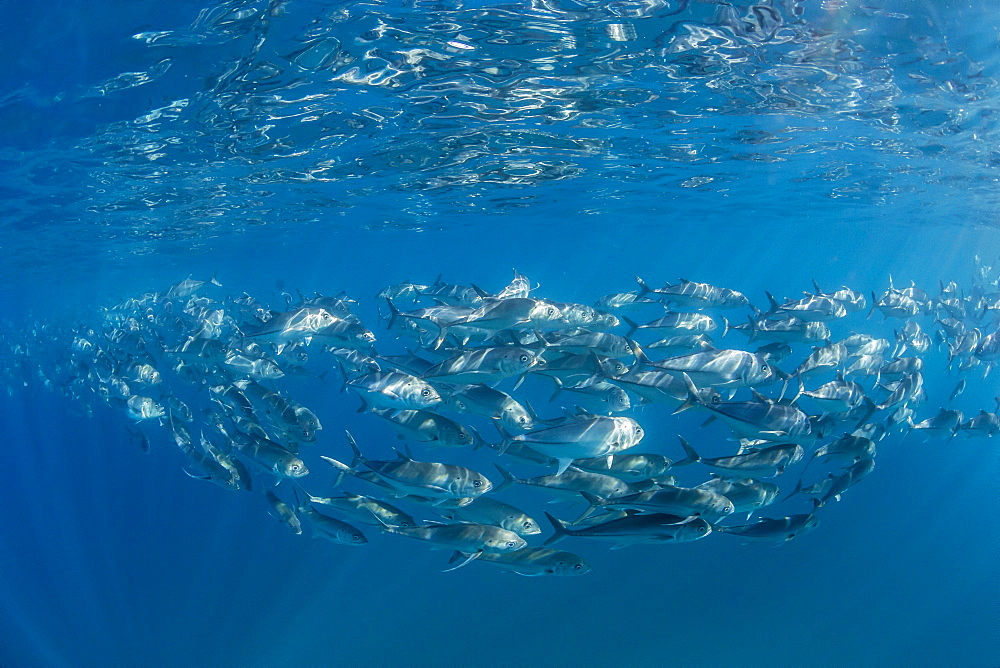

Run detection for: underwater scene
[[1, 0, 998, 665]]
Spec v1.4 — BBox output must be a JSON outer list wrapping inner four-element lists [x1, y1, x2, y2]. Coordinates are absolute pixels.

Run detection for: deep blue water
[[1, 1, 999, 665]]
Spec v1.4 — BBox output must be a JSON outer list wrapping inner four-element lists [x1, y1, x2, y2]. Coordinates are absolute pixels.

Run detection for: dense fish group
[[2, 257, 999, 577]]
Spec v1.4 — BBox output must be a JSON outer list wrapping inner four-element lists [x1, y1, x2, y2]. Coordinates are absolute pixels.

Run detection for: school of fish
[[2, 256, 998, 577]]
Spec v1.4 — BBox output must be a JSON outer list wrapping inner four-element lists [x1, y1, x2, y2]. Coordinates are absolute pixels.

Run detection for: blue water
[[1, 1, 999, 665]]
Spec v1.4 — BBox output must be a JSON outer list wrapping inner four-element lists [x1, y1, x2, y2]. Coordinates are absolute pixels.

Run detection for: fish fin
[[675, 435, 700, 466], [547, 376, 564, 404], [673, 372, 703, 414], [442, 551, 483, 573], [720, 316, 729, 338], [344, 430, 364, 468], [494, 464, 516, 493], [635, 276, 652, 296], [493, 423, 514, 455], [542, 512, 570, 546], [555, 458, 574, 476], [780, 478, 803, 502], [700, 415, 717, 428], [764, 291, 779, 312], [575, 492, 606, 524], [623, 316, 640, 338]]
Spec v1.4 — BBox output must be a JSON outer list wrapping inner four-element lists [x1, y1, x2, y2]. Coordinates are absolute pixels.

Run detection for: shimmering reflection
[[1, 0, 999, 276]]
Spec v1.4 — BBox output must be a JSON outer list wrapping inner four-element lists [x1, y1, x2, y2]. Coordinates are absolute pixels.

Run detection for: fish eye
[[524, 521, 533, 530], [574, 563, 583, 570], [473, 480, 482, 487], [711, 395, 721, 404], [761, 364, 769, 372], [520, 354, 529, 363], [458, 432, 468, 441], [506, 541, 517, 548], [624, 345, 632, 354], [421, 389, 430, 397], [699, 525, 707, 533], [518, 416, 527, 424]]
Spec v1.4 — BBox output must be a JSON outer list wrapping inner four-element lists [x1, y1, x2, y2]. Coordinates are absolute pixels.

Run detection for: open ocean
[[1, 0, 998, 665]]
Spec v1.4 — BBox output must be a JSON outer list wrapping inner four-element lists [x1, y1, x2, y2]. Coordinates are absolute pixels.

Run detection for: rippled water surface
[[1, 1, 998, 666]]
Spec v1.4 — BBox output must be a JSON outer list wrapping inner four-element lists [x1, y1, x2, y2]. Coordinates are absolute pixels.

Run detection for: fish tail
[[635, 276, 651, 296], [764, 291, 779, 312], [672, 372, 702, 415], [542, 512, 570, 547], [493, 464, 516, 492], [781, 477, 803, 502], [622, 316, 640, 338], [344, 430, 364, 468], [319, 456, 352, 486], [384, 298, 400, 330], [548, 376, 564, 403], [675, 435, 700, 466]]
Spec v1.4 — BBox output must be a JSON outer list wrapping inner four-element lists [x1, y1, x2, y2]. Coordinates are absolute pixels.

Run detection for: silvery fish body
[[636, 276, 749, 310], [813, 458, 876, 507], [348, 371, 442, 411], [696, 477, 780, 515], [549, 302, 619, 330], [551, 378, 631, 414], [870, 290, 920, 319], [371, 408, 475, 447], [698, 394, 814, 445], [800, 378, 869, 413], [765, 293, 846, 322], [439, 496, 541, 536], [444, 383, 534, 432], [793, 343, 848, 378], [382, 522, 526, 555], [507, 415, 644, 472], [505, 466, 648, 500], [680, 437, 804, 477], [808, 435, 876, 466], [533, 352, 628, 385], [545, 512, 711, 549], [299, 489, 416, 528], [734, 317, 831, 344], [324, 435, 492, 501], [295, 505, 368, 545], [466, 547, 591, 576], [628, 312, 721, 336], [716, 514, 820, 543], [594, 291, 661, 312], [422, 346, 538, 385], [571, 452, 675, 481], [543, 332, 636, 359], [245, 307, 339, 343], [960, 410, 1000, 437], [908, 408, 964, 438], [612, 368, 719, 408], [646, 334, 715, 356], [648, 349, 780, 388], [127, 395, 165, 421], [596, 485, 734, 523]]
